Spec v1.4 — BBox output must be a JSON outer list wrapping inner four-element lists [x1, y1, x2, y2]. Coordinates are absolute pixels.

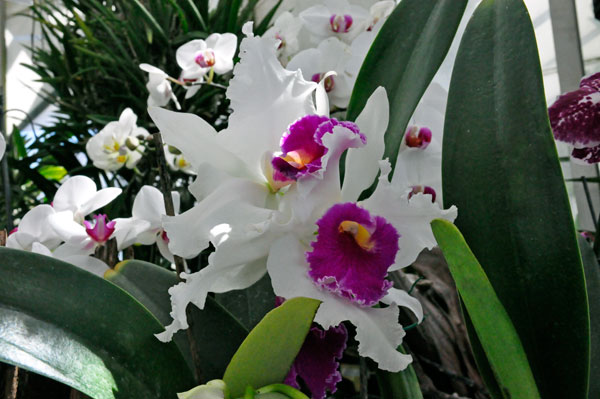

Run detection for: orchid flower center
[[307, 203, 398, 306], [195, 49, 216, 68], [161, 230, 169, 243], [338, 220, 374, 251], [275, 32, 286, 50], [404, 126, 432, 149], [311, 73, 335, 92], [329, 14, 353, 33], [409, 185, 437, 202], [104, 140, 120, 152], [84, 214, 116, 244], [267, 115, 363, 192]]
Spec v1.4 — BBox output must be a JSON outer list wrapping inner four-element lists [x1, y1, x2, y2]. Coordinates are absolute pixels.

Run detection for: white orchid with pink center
[[86, 108, 149, 172], [176, 33, 237, 98], [150, 22, 457, 372]]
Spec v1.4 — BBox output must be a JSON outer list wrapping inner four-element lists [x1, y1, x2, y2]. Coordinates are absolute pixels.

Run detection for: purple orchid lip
[[269, 115, 363, 189], [404, 126, 432, 149], [549, 73, 600, 159], [195, 50, 216, 68], [84, 214, 116, 244], [329, 14, 353, 33], [285, 323, 348, 399], [306, 203, 399, 306], [409, 185, 437, 203]]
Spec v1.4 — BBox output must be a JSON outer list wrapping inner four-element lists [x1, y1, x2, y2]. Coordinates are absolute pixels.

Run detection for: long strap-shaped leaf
[[0, 248, 195, 399], [346, 0, 467, 176], [442, 1, 589, 398], [432, 219, 540, 399]]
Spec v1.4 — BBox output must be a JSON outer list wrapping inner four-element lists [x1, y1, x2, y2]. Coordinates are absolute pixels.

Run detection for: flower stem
[[152, 132, 203, 383]]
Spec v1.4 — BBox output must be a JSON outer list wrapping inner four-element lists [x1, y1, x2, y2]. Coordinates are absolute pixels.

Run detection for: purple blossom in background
[[549, 72, 600, 163], [285, 324, 348, 399]]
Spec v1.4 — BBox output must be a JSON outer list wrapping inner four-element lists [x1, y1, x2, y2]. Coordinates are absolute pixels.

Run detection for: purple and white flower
[[549, 72, 600, 163]]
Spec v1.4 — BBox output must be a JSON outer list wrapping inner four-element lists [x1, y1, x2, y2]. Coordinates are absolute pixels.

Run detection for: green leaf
[[106, 260, 248, 381], [578, 236, 600, 399], [376, 346, 423, 399], [38, 165, 68, 181], [442, 1, 590, 398], [0, 247, 195, 399], [216, 272, 276, 330], [130, 0, 169, 44], [11, 125, 27, 159], [346, 0, 467, 179], [431, 219, 540, 399], [223, 297, 321, 398]]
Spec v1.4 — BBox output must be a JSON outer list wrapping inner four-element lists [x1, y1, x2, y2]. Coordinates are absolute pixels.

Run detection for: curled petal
[[549, 87, 600, 147]]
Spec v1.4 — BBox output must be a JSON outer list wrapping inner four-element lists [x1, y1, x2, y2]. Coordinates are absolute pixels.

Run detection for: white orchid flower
[[113, 185, 179, 262], [139, 63, 181, 110], [265, 87, 456, 371], [85, 108, 149, 172], [31, 241, 110, 277], [6, 205, 62, 251], [299, 0, 371, 44], [264, 11, 304, 65], [151, 23, 373, 341], [176, 33, 237, 99], [287, 37, 353, 109], [51, 175, 122, 223]]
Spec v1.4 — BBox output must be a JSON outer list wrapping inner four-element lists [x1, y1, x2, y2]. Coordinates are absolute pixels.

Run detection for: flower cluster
[[265, 0, 396, 108], [151, 23, 457, 384]]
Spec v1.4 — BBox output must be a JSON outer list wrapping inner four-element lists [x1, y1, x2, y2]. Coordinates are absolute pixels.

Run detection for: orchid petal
[[342, 86, 388, 202], [381, 287, 423, 322]]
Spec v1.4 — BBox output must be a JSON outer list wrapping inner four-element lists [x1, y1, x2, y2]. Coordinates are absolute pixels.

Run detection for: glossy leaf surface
[[0, 248, 194, 399], [442, 1, 589, 398]]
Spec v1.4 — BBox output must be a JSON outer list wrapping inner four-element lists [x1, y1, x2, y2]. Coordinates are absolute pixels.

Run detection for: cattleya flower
[[113, 185, 179, 262], [549, 72, 600, 163], [86, 108, 149, 171], [176, 33, 237, 98], [139, 63, 181, 109], [152, 23, 457, 371], [287, 38, 353, 108]]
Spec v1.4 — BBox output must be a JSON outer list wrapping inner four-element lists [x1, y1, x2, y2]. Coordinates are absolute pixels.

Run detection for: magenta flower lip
[[84, 214, 116, 244], [271, 115, 364, 185], [404, 126, 432, 149], [329, 14, 353, 33], [306, 203, 399, 307], [195, 50, 216, 68]]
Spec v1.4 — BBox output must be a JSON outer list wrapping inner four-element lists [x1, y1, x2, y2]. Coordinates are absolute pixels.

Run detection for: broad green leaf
[[223, 297, 321, 398], [346, 0, 467, 178], [376, 346, 423, 399], [578, 236, 600, 399], [106, 260, 248, 381], [38, 165, 67, 181], [442, 1, 590, 398], [431, 219, 540, 399], [0, 247, 195, 399], [216, 273, 276, 330]]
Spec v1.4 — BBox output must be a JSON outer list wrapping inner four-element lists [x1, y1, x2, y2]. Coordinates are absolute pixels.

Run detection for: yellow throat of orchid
[[338, 220, 374, 251]]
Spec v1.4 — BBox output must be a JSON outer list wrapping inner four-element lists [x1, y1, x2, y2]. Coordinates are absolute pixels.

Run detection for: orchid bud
[[125, 136, 140, 150]]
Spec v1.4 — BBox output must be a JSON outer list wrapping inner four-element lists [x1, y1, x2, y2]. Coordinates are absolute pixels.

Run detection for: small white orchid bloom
[[49, 212, 118, 253], [52, 175, 122, 223], [31, 241, 110, 277], [176, 33, 237, 87], [287, 37, 353, 109], [164, 145, 195, 174], [85, 108, 149, 172], [299, 0, 370, 44], [113, 185, 179, 262], [139, 63, 181, 110], [264, 11, 304, 65], [6, 205, 61, 251]]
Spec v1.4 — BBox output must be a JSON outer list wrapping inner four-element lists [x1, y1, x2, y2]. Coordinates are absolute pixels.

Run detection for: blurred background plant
[[1, 0, 279, 265]]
